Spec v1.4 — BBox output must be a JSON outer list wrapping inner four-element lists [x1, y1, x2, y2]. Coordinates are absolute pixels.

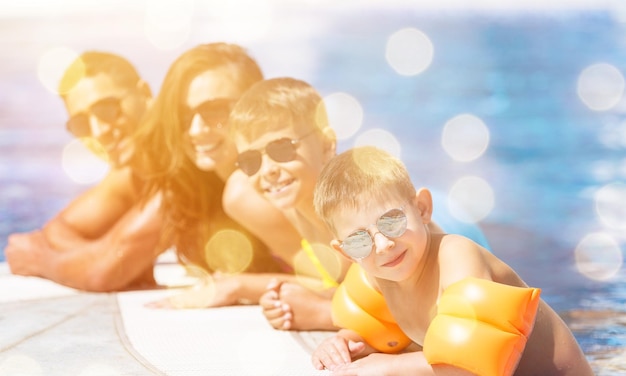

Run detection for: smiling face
[[330, 192, 432, 282], [64, 73, 147, 166], [182, 68, 242, 171], [234, 125, 333, 211]]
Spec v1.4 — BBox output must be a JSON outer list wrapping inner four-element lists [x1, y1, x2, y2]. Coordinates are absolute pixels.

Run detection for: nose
[[188, 114, 207, 138], [89, 114, 111, 139], [258, 153, 280, 180], [373, 230, 395, 255]]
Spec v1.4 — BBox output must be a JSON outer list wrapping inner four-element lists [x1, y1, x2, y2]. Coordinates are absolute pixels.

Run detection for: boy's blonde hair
[[228, 77, 330, 141], [314, 146, 416, 233]]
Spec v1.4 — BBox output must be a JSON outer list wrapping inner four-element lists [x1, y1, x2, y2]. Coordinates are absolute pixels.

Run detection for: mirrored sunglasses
[[183, 98, 236, 128], [65, 97, 123, 138], [339, 207, 407, 259], [236, 129, 317, 176]]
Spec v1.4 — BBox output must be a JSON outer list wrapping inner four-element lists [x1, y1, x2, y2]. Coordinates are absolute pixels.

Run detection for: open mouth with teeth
[[263, 178, 295, 195], [194, 141, 222, 155]]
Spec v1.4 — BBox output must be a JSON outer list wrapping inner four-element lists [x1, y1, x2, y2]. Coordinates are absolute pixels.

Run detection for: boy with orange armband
[[312, 146, 593, 375]]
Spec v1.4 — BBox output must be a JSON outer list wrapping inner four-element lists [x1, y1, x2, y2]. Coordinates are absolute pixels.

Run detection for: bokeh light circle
[[441, 113, 490, 162], [575, 232, 623, 281], [144, 0, 193, 50], [323, 92, 363, 140], [0, 354, 43, 375], [62, 139, 109, 185], [595, 182, 626, 230], [386, 27, 434, 76], [448, 176, 495, 223], [353, 128, 401, 159], [205, 230, 253, 274], [37, 46, 80, 95], [577, 63, 625, 111]]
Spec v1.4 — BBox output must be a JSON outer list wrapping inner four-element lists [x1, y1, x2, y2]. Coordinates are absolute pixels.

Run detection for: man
[[5, 52, 164, 291]]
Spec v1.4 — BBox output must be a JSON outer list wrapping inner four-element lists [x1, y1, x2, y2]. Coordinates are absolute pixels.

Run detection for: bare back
[[380, 233, 593, 375]]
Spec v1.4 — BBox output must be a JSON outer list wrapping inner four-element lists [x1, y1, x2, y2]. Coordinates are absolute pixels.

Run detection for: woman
[[133, 43, 301, 307]]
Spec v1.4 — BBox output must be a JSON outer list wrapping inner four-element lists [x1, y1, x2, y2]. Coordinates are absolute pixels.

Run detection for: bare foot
[[276, 281, 338, 331], [260, 279, 292, 330]]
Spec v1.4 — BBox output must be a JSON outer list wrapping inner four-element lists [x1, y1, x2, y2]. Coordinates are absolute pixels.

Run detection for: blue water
[[1, 5, 624, 373]]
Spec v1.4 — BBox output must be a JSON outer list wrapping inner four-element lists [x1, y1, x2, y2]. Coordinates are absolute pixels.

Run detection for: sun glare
[[441, 113, 490, 162], [0, 354, 42, 376], [386, 27, 434, 76], [323, 92, 364, 140], [448, 176, 495, 223], [37, 46, 80, 95], [353, 128, 402, 159], [204, 230, 253, 274], [577, 63, 625, 111], [61, 139, 109, 185], [575, 232, 623, 281], [595, 182, 626, 230]]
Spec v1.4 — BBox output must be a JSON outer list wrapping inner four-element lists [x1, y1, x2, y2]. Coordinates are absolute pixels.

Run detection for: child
[[228, 77, 484, 332], [227, 77, 351, 330], [311, 146, 593, 375]]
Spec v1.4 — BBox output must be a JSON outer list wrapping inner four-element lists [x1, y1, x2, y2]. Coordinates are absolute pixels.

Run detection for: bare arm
[[43, 167, 139, 249], [223, 171, 302, 264], [148, 270, 309, 309], [5, 168, 166, 291]]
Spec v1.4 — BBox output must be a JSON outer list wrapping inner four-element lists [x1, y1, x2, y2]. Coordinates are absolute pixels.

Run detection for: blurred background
[[1, 0, 625, 373]]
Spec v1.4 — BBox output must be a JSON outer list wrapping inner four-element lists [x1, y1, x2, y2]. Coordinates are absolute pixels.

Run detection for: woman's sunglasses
[[236, 129, 317, 176], [65, 97, 123, 138], [339, 207, 408, 260], [183, 98, 236, 129]]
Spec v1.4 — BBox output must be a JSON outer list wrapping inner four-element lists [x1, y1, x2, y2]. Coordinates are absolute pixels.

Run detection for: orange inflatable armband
[[331, 264, 412, 353], [423, 278, 541, 376]]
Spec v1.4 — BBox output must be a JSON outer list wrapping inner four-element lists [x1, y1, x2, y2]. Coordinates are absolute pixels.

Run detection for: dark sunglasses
[[183, 98, 236, 128], [65, 97, 123, 138], [236, 129, 317, 176], [339, 207, 407, 259]]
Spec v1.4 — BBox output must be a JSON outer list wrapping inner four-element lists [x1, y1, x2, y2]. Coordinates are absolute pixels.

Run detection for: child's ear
[[414, 188, 433, 223], [330, 239, 354, 262], [321, 127, 337, 163]]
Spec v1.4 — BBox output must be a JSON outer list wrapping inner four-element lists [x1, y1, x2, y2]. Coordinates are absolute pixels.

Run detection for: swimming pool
[[0, 3, 624, 373]]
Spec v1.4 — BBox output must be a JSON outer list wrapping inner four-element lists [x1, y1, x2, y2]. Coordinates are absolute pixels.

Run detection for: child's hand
[[259, 279, 292, 330], [331, 353, 400, 376], [311, 335, 365, 371]]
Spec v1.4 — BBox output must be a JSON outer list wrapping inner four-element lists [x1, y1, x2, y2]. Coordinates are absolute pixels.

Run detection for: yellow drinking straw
[[301, 238, 339, 288]]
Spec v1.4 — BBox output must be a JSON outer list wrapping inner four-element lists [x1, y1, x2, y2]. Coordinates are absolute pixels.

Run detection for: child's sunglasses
[[339, 207, 407, 259], [65, 97, 123, 138], [236, 129, 317, 176], [182, 98, 236, 129]]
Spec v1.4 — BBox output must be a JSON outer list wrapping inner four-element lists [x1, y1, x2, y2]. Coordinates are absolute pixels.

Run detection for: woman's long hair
[[132, 43, 275, 272]]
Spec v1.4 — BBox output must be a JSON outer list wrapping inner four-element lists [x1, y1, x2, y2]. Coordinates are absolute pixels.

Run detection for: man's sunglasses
[[66, 97, 123, 138], [339, 207, 407, 260], [183, 98, 236, 129], [236, 129, 317, 176]]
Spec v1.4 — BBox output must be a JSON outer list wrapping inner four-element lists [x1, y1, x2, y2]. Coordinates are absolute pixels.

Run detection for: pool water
[[0, 4, 624, 373]]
